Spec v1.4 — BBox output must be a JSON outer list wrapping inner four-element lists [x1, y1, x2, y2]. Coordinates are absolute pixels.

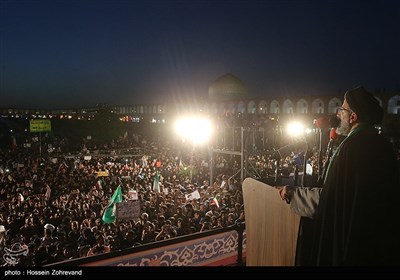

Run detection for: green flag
[[102, 185, 123, 224]]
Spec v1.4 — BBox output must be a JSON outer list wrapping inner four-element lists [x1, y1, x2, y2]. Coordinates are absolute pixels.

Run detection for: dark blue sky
[[1, 0, 399, 109]]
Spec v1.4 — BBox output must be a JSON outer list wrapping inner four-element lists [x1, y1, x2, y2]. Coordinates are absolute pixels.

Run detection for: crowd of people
[[0, 133, 251, 266]]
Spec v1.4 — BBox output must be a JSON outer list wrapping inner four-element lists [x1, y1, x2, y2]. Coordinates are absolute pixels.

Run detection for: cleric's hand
[[275, 185, 294, 204]]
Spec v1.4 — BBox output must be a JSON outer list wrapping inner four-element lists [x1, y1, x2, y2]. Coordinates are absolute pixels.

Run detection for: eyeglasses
[[336, 107, 353, 114]]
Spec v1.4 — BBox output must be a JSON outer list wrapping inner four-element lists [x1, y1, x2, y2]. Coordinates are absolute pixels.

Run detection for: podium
[[242, 178, 300, 266]]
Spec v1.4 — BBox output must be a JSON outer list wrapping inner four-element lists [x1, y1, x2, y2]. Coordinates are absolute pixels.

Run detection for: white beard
[[336, 118, 351, 136]]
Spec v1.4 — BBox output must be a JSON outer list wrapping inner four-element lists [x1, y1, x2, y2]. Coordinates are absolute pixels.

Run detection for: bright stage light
[[175, 116, 213, 145], [286, 121, 305, 137]]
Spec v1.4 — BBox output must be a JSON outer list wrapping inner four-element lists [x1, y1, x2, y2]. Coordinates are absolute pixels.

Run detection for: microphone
[[314, 115, 340, 129], [326, 128, 337, 153], [318, 128, 338, 186], [321, 127, 345, 177], [329, 127, 346, 147], [329, 127, 338, 141]]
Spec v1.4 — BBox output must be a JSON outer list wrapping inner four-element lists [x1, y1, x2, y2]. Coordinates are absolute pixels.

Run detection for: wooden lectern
[[242, 178, 300, 266]]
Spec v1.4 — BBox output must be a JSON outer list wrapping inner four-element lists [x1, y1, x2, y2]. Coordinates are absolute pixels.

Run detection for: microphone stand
[[274, 159, 280, 184], [320, 140, 334, 183], [317, 128, 323, 183], [293, 164, 299, 186], [302, 141, 309, 187]]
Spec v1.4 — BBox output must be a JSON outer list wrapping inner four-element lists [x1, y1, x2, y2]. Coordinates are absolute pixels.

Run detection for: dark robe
[[295, 216, 316, 266], [311, 126, 400, 266], [296, 133, 345, 266]]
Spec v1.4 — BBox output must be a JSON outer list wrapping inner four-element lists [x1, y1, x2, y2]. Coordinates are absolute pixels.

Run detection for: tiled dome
[[208, 73, 248, 100]]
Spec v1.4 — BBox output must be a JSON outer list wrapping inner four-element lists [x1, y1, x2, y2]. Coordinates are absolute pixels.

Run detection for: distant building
[[1, 73, 399, 134], [208, 73, 248, 101]]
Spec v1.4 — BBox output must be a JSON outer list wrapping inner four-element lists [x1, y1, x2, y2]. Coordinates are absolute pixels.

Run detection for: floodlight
[[286, 121, 305, 137], [175, 116, 213, 145]]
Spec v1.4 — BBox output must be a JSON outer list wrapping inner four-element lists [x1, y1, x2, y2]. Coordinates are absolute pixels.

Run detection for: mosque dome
[[208, 73, 248, 101]]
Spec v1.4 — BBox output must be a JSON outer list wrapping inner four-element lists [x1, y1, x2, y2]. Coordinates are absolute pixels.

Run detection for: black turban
[[344, 86, 383, 124]]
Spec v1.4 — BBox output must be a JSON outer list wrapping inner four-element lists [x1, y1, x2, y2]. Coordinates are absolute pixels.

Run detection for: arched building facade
[[1, 73, 399, 134]]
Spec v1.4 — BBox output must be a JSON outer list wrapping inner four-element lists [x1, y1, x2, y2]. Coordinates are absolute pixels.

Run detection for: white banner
[[185, 190, 201, 201], [127, 190, 138, 200]]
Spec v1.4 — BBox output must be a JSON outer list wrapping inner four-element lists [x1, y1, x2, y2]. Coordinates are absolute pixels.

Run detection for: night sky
[[1, 0, 399, 109]]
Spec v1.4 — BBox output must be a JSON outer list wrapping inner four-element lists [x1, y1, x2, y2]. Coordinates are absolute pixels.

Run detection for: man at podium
[[278, 86, 400, 266]]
